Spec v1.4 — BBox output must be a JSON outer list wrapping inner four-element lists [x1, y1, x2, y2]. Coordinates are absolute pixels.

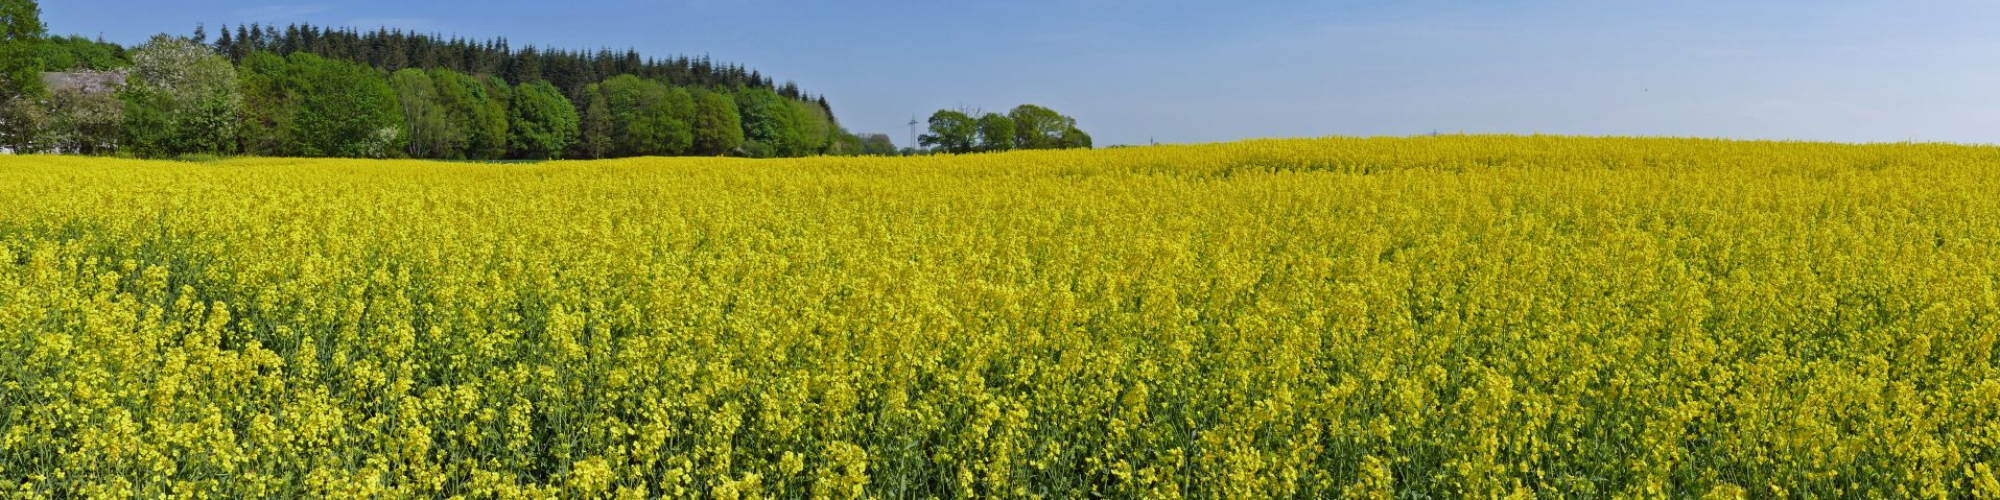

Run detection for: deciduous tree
[[430, 68, 507, 159], [1008, 104, 1072, 150], [976, 113, 1014, 152], [577, 83, 612, 159], [120, 35, 240, 157], [40, 35, 128, 71], [391, 68, 460, 158], [690, 88, 742, 156], [508, 80, 577, 159], [734, 87, 799, 158], [1061, 126, 1092, 149], [918, 109, 976, 154], [287, 53, 400, 157], [0, 0, 45, 100]]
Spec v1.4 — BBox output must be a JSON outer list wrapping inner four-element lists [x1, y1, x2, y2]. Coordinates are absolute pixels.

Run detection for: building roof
[[41, 71, 126, 94]]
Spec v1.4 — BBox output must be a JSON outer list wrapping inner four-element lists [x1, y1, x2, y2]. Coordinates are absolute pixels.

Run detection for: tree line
[[918, 106, 1091, 154], [201, 22, 831, 116], [0, 0, 888, 159]]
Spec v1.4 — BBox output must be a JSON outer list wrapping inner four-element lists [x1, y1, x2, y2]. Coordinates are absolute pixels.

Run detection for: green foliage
[[911, 104, 1086, 154], [690, 88, 742, 156], [244, 52, 401, 158], [39, 35, 127, 71], [235, 52, 295, 156], [824, 130, 893, 157], [1007, 104, 1073, 150], [831, 131, 864, 156], [390, 68, 462, 159], [126, 35, 236, 103], [116, 88, 238, 157], [734, 87, 799, 158], [8, 16, 855, 160], [1061, 126, 1092, 149], [451, 73, 512, 160], [0, 0, 46, 154], [206, 21, 809, 109], [919, 109, 977, 154], [976, 113, 1015, 152], [634, 87, 693, 156], [663, 87, 698, 150], [597, 75, 695, 157], [856, 133, 897, 156], [429, 69, 508, 160], [597, 75, 652, 155], [577, 83, 612, 159], [789, 98, 833, 155], [120, 35, 239, 158], [232, 51, 399, 158], [508, 80, 577, 160], [0, 0, 46, 100], [117, 88, 172, 156], [477, 77, 513, 159], [174, 94, 238, 155]]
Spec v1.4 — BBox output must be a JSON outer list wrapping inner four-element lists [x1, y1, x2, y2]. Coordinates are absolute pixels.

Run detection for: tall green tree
[[473, 75, 512, 159], [918, 109, 977, 154], [857, 133, 897, 156], [40, 35, 128, 71], [789, 97, 833, 156], [1061, 126, 1093, 149], [733, 87, 798, 158], [596, 75, 654, 138], [120, 35, 240, 157], [181, 21, 821, 108], [689, 88, 742, 156], [118, 89, 172, 155], [1007, 104, 1074, 150], [577, 83, 612, 159], [598, 75, 693, 156], [508, 80, 577, 159], [0, 0, 46, 100], [390, 68, 461, 158], [429, 68, 506, 160], [236, 51, 296, 155], [626, 87, 692, 156], [252, 52, 400, 158], [830, 131, 864, 156], [976, 113, 1015, 152]]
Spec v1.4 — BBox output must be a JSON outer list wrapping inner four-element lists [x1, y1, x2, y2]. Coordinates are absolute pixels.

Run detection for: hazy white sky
[[44, 0, 2000, 146]]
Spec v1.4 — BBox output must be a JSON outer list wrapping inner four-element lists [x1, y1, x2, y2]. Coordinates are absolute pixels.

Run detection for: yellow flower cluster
[[3, 136, 2000, 498]]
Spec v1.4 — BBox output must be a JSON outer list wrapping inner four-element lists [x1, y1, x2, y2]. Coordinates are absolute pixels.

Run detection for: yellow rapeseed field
[[4, 136, 2000, 498]]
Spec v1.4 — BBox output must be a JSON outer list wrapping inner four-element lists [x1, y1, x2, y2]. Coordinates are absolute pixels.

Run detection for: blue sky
[[43, 0, 2000, 147]]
